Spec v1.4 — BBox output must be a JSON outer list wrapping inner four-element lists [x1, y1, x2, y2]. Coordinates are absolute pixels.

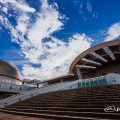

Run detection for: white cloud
[[0, 0, 93, 80], [104, 22, 120, 41], [79, 1, 95, 21], [86, 1, 92, 13], [0, 0, 35, 13], [22, 34, 92, 80], [2, 6, 8, 13], [16, 14, 29, 34], [19, 0, 64, 64]]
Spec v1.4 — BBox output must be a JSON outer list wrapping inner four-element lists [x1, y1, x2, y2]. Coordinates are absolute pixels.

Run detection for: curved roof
[[0, 60, 22, 81], [69, 40, 120, 74]]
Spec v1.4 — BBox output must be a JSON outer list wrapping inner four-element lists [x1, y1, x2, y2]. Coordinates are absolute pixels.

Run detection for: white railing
[[0, 73, 120, 108], [0, 80, 79, 108], [62, 73, 120, 90], [0, 82, 33, 93]]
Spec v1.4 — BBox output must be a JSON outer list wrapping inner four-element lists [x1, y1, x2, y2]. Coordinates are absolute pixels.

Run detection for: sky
[[0, 0, 120, 81]]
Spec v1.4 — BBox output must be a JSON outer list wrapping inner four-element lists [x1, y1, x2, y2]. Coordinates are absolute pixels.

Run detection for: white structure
[[0, 75, 22, 85], [0, 60, 34, 94], [0, 73, 120, 108]]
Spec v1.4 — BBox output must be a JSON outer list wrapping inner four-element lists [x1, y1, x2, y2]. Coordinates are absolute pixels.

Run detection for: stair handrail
[[1, 73, 119, 108], [0, 79, 79, 108]]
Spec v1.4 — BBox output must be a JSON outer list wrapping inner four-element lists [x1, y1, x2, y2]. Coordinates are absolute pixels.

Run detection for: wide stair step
[[1, 84, 120, 120], [0, 109, 119, 120]]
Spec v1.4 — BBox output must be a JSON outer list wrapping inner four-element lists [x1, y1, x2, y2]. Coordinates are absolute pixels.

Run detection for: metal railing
[[0, 79, 79, 108], [0, 73, 120, 108]]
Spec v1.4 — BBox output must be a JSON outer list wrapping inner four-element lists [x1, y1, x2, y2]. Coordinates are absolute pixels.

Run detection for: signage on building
[[78, 77, 107, 88]]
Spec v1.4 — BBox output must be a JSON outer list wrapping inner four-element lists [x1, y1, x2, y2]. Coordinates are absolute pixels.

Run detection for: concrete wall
[[0, 92, 16, 100]]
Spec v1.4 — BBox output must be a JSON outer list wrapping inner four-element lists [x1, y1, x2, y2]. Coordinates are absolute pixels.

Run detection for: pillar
[[77, 68, 82, 80]]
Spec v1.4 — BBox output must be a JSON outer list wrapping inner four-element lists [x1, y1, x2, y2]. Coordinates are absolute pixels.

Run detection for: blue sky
[[0, 0, 120, 80]]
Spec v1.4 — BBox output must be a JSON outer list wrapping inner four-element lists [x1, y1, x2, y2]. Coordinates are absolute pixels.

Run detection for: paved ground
[[0, 112, 48, 120]]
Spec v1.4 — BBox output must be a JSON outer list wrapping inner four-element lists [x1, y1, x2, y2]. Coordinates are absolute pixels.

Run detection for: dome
[[0, 60, 22, 81]]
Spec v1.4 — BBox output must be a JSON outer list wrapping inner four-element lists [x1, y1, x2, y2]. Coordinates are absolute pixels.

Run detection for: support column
[[77, 68, 82, 80], [61, 79, 63, 83]]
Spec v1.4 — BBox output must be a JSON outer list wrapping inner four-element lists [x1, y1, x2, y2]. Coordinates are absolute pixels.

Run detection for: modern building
[[1, 40, 120, 97], [70, 39, 120, 79], [37, 40, 120, 87], [0, 60, 34, 99], [0, 60, 23, 85], [0, 40, 120, 119]]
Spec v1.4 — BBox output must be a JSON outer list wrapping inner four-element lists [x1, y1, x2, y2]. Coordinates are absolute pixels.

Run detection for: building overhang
[[69, 40, 120, 76]]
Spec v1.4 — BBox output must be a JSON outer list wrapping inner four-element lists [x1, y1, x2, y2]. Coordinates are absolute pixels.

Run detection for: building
[[0, 60, 34, 99], [70, 39, 120, 79], [1, 40, 120, 120], [1, 40, 120, 94], [38, 40, 120, 87]]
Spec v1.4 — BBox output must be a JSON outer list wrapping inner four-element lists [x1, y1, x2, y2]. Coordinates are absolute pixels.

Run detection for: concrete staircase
[[1, 84, 120, 120]]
